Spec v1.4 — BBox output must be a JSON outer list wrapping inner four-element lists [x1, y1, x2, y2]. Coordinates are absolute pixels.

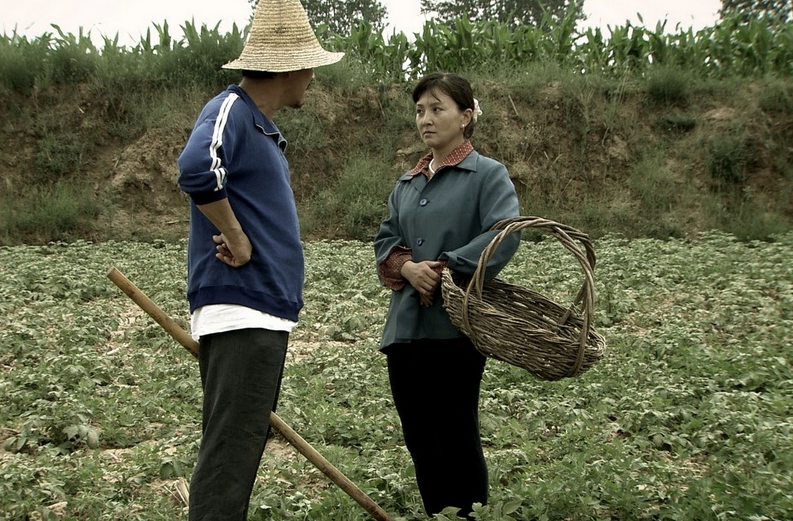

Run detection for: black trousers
[[189, 328, 288, 521], [386, 337, 488, 519]]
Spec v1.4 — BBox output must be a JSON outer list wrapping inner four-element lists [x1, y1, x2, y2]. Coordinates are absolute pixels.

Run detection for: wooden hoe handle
[[107, 267, 392, 521]]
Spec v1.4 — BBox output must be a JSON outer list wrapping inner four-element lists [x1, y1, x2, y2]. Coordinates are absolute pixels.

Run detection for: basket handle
[[460, 216, 597, 377]]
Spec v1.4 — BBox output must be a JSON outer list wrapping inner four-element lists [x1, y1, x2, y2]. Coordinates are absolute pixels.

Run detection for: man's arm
[[197, 199, 252, 268]]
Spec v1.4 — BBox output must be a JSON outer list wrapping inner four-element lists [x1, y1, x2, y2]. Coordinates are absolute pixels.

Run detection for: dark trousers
[[189, 328, 288, 521], [386, 337, 488, 519]]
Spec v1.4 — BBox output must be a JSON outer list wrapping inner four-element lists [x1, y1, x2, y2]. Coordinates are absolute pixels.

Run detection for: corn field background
[[2, 12, 793, 94]]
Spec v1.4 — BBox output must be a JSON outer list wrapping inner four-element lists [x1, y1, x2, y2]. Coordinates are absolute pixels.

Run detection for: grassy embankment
[[0, 15, 792, 244]]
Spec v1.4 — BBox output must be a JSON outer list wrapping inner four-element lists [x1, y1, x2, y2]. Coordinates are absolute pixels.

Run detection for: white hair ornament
[[472, 98, 483, 122]]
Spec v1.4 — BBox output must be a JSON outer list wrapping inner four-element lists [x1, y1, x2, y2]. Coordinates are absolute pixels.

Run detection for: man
[[176, 1, 343, 519]]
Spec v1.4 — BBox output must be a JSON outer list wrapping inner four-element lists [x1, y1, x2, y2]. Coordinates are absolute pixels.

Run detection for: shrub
[[708, 134, 747, 187], [758, 80, 793, 114], [629, 156, 679, 212], [646, 67, 691, 106], [304, 156, 392, 240], [0, 181, 104, 245]]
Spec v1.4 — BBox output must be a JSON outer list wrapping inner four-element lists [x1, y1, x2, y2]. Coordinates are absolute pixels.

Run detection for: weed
[[646, 67, 691, 106], [303, 156, 392, 240], [758, 80, 793, 114], [708, 133, 747, 187], [0, 180, 104, 244], [628, 155, 679, 212], [0, 33, 48, 95]]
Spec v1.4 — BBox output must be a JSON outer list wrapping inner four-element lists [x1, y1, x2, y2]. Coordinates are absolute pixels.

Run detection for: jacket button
[[419, 198, 428, 206], [416, 238, 424, 246]]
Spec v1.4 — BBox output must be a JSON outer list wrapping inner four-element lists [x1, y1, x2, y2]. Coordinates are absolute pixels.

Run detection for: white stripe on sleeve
[[209, 93, 239, 192]]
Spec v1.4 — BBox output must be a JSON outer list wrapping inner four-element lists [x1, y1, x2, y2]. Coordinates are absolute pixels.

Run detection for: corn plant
[[326, 21, 418, 82], [0, 31, 50, 94], [3, 11, 793, 95]]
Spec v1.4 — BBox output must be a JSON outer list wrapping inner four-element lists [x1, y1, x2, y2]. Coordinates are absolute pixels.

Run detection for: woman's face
[[415, 89, 471, 154]]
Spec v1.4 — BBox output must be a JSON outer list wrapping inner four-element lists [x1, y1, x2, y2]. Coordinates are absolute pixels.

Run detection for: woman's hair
[[412, 72, 477, 139]]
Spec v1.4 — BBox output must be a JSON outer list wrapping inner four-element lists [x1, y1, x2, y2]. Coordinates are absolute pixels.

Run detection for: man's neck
[[239, 76, 282, 119]]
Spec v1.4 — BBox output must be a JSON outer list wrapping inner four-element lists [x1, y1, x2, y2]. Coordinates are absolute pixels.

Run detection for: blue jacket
[[374, 151, 520, 349], [177, 85, 304, 321]]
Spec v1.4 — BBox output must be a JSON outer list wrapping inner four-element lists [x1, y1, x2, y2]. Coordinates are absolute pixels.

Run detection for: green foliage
[[0, 20, 244, 94], [756, 79, 793, 180], [0, 32, 49, 95], [708, 133, 748, 186], [34, 135, 92, 177], [0, 16, 792, 247], [149, 20, 245, 90], [307, 0, 387, 36], [248, 0, 387, 37], [320, 10, 793, 80], [628, 155, 680, 213], [720, 0, 793, 22], [323, 22, 416, 83], [703, 188, 791, 241], [758, 79, 793, 114], [47, 25, 100, 85], [704, 13, 793, 76], [3, 13, 793, 95], [405, 10, 584, 77], [646, 66, 691, 106], [419, 0, 584, 28], [303, 156, 393, 240], [0, 181, 105, 245], [1, 234, 793, 519]]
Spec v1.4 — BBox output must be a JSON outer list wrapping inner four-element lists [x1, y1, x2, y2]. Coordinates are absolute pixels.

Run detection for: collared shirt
[[408, 140, 475, 179], [378, 140, 475, 289]]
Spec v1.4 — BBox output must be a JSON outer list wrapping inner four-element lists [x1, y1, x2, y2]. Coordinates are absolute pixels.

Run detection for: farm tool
[[107, 267, 392, 521]]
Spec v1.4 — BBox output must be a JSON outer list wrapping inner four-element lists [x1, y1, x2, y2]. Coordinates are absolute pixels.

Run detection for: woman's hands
[[401, 260, 443, 306]]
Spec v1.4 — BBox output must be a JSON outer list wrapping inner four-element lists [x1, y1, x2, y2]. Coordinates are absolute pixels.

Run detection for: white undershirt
[[190, 304, 297, 341]]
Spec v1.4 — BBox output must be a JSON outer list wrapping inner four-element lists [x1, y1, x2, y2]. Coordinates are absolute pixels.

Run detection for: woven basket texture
[[442, 216, 606, 381]]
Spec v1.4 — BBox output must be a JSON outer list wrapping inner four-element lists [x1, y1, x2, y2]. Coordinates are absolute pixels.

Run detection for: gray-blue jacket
[[374, 150, 520, 349]]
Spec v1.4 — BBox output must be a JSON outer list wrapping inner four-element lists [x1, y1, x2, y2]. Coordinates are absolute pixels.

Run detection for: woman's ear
[[462, 108, 473, 128]]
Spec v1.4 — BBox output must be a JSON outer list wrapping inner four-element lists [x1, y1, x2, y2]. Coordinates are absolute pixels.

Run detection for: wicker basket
[[441, 216, 606, 381]]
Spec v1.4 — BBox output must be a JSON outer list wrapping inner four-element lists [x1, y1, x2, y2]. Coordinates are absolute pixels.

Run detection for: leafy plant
[[1, 232, 792, 519]]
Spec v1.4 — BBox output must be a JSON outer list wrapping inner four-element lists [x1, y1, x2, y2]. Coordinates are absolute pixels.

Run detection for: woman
[[374, 72, 521, 519]]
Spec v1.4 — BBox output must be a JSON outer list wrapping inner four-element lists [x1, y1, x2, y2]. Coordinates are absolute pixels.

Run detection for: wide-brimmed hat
[[223, 0, 344, 73]]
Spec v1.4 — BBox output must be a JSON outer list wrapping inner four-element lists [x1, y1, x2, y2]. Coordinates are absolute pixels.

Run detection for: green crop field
[[1, 231, 791, 520]]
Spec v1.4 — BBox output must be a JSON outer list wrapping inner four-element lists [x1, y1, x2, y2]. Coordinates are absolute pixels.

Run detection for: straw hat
[[223, 0, 345, 73]]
